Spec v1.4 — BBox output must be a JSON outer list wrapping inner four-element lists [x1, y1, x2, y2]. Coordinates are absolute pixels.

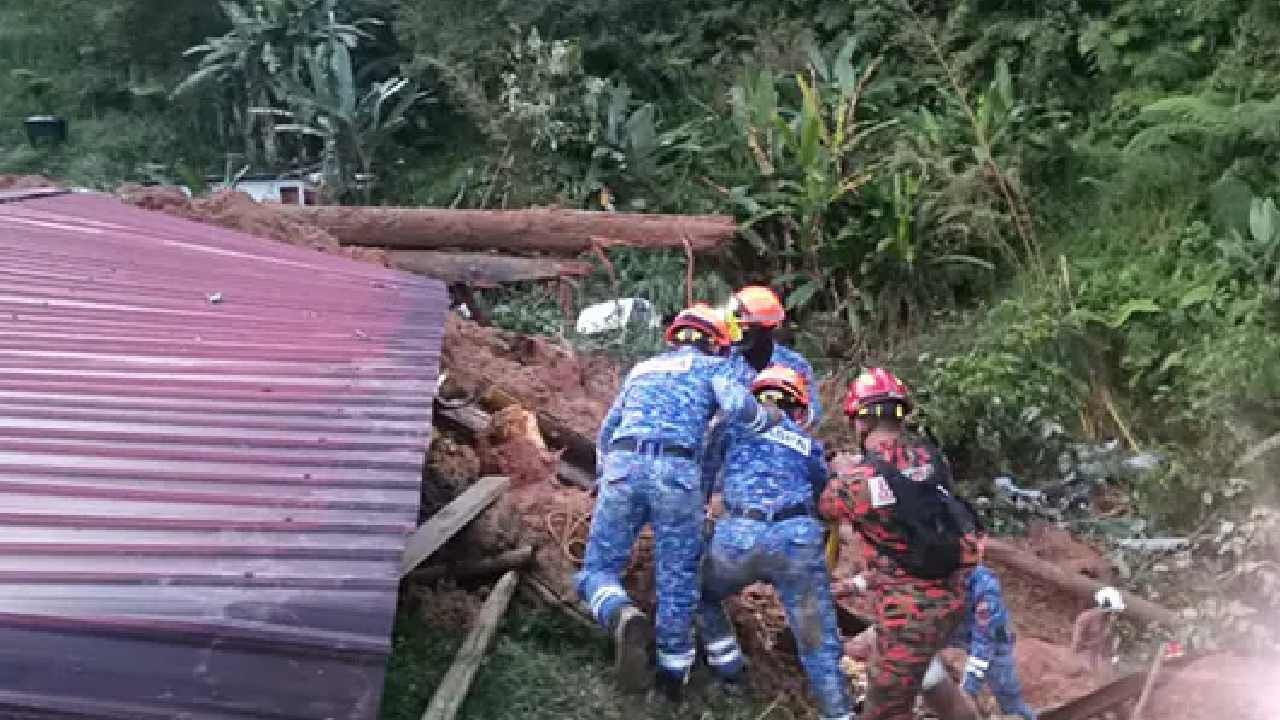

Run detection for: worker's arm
[[710, 366, 782, 432], [818, 453, 872, 523], [807, 439, 830, 507]]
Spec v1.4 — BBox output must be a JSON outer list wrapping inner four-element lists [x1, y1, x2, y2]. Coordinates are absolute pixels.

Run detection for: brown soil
[[412, 580, 483, 629], [116, 185, 390, 265], [0, 174, 59, 190], [441, 314, 620, 443], [1144, 653, 1280, 720], [479, 405, 561, 487]]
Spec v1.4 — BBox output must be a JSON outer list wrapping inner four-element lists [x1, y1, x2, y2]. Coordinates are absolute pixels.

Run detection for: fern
[[1126, 93, 1280, 152]]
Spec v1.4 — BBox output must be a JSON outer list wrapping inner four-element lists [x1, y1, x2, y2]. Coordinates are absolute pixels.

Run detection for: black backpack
[[860, 451, 981, 580]]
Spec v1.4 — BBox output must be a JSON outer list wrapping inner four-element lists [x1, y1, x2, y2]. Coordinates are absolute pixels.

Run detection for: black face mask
[[739, 327, 773, 373]]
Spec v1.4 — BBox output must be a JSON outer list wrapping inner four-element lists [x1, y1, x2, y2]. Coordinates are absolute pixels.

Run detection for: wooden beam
[[391, 251, 594, 286], [984, 539, 1180, 627], [409, 546, 535, 582], [401, 476, 510, 577], [421, 570, 520, 720], [275, 206, 735, 253]]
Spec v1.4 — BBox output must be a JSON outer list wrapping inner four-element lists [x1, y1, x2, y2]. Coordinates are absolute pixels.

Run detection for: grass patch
[[381, 603, 783, 720]]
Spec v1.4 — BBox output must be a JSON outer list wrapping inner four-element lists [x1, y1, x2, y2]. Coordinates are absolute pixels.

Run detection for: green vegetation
[[3, 0, 1278, 522], [382, 605, 771, 720]]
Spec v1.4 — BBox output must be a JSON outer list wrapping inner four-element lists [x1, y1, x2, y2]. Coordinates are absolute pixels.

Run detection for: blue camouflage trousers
[[696, 516, 851, 720], [982, 650, 1036, 719], [576, 448, 705, 680]]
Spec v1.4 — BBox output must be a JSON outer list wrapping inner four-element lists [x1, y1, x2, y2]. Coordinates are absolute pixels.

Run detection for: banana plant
[[270, 37, 427, 201], [173, 0, 380, 168]]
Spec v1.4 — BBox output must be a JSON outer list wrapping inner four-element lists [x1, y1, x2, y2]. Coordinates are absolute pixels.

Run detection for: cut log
[[434, 405, 595, 491], [391, 251, 593, 286], [401, 476, 510, 577], [410, 546, 535, 582], [421, 570, 519, 720], [275, 206, 735, 253], [984, 539, 1180, 627], [480, 386, 598, 473]]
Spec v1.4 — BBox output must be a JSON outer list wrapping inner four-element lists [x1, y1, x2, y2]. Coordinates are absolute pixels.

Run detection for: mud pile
[[116, 185, 390, 265]]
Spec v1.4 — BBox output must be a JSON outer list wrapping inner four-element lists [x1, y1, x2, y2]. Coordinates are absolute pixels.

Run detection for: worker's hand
[[1095, 586, 1126, 613], [707, 493, 726, 519]]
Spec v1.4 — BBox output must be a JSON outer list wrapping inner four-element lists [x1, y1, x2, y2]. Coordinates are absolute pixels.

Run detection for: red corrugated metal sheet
[[0, 192, 445, 719]]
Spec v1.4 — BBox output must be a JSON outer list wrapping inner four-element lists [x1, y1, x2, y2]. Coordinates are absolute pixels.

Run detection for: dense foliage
[[3, 0, 1279, 527]]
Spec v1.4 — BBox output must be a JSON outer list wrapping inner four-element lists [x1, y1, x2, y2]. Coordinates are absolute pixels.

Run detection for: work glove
[[1095, 586, 1126, 613], [962, 656, 988, 696]]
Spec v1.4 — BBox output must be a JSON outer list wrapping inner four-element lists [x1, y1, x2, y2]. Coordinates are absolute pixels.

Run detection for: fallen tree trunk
[[410, 546, 535, 582], [422, 570, 519, 720], [275, 206, 735, 253], [391, 251, 593, 286], [984, 539, 1180, 627]]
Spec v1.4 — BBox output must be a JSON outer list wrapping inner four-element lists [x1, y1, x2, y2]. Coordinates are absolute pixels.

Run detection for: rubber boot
[[653, 669, 687, 704], [611, 605, 653, 693]]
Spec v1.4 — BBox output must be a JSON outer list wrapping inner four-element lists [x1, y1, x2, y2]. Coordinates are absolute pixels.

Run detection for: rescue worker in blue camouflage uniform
[[577, 304, 786, 700], [948, 563, 1036, 719], [727, 286, 822, 426], [696, 365, 853, 720]]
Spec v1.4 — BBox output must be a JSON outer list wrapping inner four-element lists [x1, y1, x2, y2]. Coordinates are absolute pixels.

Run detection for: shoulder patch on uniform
[[630, 354, 693, 378], [867, 475, 897, 507], [762, 425, 812, 455]]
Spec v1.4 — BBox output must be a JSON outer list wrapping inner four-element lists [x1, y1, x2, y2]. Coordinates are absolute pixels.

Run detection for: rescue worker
[[948, 563, 1036, 719], [819, 368, 980, 720], [577, 304, 785, 699], [727, 285, 822, 425], [696, 365, 853, 720]]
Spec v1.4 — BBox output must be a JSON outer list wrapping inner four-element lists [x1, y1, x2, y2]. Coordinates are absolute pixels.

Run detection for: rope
[[544, 508, 590, 565]]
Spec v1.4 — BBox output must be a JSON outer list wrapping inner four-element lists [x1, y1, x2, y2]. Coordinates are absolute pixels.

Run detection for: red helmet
[[664, 303, 736, 351], [751, 365, 810, 408], [844, 367, 911, 418], [731, 286, 785, 330]]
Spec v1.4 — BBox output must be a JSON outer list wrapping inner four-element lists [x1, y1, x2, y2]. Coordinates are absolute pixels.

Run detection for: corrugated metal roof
[[0, 192, 445, 719]]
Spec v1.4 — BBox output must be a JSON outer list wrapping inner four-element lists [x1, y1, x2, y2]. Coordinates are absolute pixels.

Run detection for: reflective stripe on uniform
[[965, 655, 990, 678], [589, 584, 627, 621], [705, 636, 738, 655], [657, 648, 697, 672]]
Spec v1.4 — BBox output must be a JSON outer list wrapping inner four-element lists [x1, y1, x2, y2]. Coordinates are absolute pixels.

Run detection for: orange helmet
[[844, 367, 911, 419], [752, 365, 810, 408], [731, 286, 785, 330], [664, 303, 738, 352]]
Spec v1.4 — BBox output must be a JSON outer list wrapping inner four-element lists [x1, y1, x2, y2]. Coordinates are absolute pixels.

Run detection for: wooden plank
[[421, 570, 520, 720], [409, 546, 534, 582], [276, 206, 735, 253], [390, 251, 593, 286], [400, 475, 509, 577]]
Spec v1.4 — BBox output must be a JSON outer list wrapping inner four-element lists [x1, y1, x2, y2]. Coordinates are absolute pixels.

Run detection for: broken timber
[[274, 206, 735, 253], [421, 570, 519, 720], [400, 475, 510, 577], [434, 404, 595, 490], [479, 385, 598, 472], [410, 546, 535, 582], [390, 250, 593, 286], [984, 539, 1180, 627]]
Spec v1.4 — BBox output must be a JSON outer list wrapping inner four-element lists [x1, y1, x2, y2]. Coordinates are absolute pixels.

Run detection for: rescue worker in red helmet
[[819, 368, 980, 720], [727, 286, 822, 426]]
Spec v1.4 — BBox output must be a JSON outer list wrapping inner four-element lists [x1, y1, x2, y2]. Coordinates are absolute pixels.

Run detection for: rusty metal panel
[[0, 193, 445, 719]]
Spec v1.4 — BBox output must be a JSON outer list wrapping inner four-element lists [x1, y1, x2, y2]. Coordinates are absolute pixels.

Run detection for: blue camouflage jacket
[[598, 345, 773, 453], [701, 416, 829, 514], [954, 564, 1015, 662], [730, 342, 822, 424]]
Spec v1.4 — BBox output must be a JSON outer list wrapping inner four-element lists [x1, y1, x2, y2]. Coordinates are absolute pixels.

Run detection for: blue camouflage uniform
[[695, 417, 851, 720], [577, 345, 777, 683], [949, 564, 1037, 719], [731, 342, 822, 425]]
